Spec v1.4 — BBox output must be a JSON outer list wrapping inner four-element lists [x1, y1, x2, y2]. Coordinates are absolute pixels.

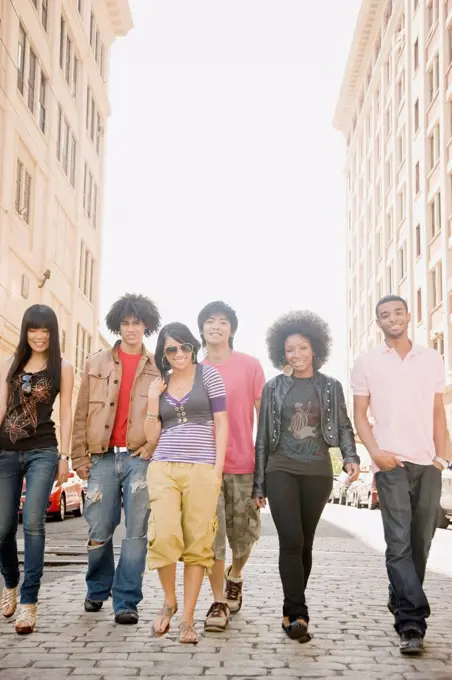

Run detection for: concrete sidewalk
[[1, 511, 452, 680]]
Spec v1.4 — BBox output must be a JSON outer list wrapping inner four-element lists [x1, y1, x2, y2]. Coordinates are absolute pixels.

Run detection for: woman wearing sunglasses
[[144, 322, 227, 645], [0, 304, 74, 634]]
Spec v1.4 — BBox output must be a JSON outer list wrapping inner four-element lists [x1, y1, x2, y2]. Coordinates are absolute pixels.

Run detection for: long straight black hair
[[7, 304, 62, 388]]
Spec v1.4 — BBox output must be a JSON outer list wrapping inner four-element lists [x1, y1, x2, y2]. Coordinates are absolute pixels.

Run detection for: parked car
[[19, 471, 85, 522], [352, 470, 379, 510], [345, 474, 366, 506], [330, 471, 350, 505], [438, 466, 452, 529], [328, 475, 340, 503]]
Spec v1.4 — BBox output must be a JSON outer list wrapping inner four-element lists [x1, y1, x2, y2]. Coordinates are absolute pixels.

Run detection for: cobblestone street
[[2, 508, 452, 680]]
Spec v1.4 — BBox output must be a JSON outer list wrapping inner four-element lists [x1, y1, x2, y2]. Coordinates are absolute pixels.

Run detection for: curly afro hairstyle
[[266, 310, 332, 371], [105, 293, 161, 337]]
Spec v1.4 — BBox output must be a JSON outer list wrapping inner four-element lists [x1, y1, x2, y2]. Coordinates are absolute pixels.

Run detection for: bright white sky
[[101, 0, 362, 383]]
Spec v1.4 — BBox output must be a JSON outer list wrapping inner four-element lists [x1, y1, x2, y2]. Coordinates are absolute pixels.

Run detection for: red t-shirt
[[110, 347, 142, 447], [202, 351, 266, 474]]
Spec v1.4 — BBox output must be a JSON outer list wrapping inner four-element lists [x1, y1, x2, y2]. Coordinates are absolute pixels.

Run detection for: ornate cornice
[[333, 0, 382, 134], [105, 0, 133, 37]]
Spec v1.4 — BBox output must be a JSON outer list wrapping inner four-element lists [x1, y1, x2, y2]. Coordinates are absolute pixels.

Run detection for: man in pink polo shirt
[[351, 295, 449, 656], [197, 301, 265, 632]]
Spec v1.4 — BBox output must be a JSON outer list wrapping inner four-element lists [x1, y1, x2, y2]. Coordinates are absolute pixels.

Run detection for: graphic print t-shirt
[[267, 377, 332, 477]]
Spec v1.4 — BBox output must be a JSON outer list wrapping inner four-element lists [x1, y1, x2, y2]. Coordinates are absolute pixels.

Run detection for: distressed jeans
[[0, 447, 58, 604], [84, 450, 150, 615], [376, 463, 441, 636]]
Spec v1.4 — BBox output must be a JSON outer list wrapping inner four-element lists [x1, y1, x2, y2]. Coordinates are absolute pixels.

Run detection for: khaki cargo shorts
[[147, 461, 221, 571], [213, 473, 261, 561]]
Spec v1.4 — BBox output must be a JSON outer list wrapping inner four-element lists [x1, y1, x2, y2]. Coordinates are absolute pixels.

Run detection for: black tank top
[[0, 368, 59, 451]]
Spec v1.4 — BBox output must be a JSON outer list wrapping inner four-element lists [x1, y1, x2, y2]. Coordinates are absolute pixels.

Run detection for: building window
[[429, 123, 440, 169], [386, 211, 393, 242], [79, 242, 95, 302], [428, 55, 440, 104], [449, 28, 452, 67], [39, 73, 47, 133], [415, 224, 421, 258], [375, 133, 381, 163], [28, 49, 37, 113], [415, 161, 420, 194], [414, 39, 419, 71], [376, 229, 382, 261], [430, 191, 441, 239], [41, 0, 49, 32], [397, 185, 406, 223], [385, 157, 392, 189], [416, 288, 422, 324], [427, 0, 439, 33], [17, 24, 26, 95], [83, 162, 99, 227], [414, 99, 419, 133], [397, 128, 405, 166], [396, 70, 405, 108], [432, 334, 444, 358], [86, 86, 103, 155], [399, 241, 407, 280], [384, 56, 391, 87], [15, 160, 32, 225], [387, 264, 394, 294], [431, 262, 443, 307], [90, 10, 106, 75], [384, 1, 393, 30], [385, 105, 392, 138], [56, 106, 77, 187], [75, 324, 92, 376], [60, 16, 78, 97]]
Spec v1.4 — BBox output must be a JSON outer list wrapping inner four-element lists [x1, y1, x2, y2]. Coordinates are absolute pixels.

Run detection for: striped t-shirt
[[152, 365, 226, 465]]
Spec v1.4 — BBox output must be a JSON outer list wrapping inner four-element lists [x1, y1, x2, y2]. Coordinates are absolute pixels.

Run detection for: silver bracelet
[[58, 454, 70, 462]]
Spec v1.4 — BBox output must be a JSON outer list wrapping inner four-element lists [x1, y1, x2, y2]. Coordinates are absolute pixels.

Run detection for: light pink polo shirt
[[351, 343, 445, 469]]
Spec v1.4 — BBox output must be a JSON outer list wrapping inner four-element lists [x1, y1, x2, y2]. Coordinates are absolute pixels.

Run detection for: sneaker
[[399, 629, 424, 655], [15, 604, 37, 635], [1, 587, 17, 618], [204, 602, 230, 632], [224, 565, 243, 613]]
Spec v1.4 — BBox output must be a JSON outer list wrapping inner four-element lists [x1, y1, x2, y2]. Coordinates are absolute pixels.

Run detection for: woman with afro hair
[[253, 311, 360, 641]]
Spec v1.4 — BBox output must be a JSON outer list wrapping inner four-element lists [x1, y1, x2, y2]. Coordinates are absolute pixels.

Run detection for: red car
[[19, 471, 85, 521]]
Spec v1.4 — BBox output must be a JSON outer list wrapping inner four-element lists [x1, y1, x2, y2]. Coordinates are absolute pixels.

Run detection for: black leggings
[[266, 471, 332, 623]]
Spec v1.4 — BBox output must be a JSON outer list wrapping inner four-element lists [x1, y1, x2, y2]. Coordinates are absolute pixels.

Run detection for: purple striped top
[[152, 365, 226, 465]]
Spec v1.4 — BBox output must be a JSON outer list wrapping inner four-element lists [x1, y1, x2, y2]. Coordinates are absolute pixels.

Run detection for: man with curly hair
[[72, 294, 160, 625], [352, 295, 449, 656], [197, 301, 265, 632]]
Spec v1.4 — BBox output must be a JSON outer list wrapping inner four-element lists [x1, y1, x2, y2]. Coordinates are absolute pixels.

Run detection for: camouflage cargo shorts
[[213, 473, 261, 561]]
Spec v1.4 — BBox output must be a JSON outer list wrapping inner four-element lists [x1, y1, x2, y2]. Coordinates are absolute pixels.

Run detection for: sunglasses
[[165, 343, 194, 356], [21, 374, 33, 396]]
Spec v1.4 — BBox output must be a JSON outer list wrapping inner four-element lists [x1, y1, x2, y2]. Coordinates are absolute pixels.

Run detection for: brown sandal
[[179, 621, 198, 644], [152, 601, 178, 637]]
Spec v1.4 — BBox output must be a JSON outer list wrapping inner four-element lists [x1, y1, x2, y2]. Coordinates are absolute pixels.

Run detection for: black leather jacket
[[253, 371, 360, 498]]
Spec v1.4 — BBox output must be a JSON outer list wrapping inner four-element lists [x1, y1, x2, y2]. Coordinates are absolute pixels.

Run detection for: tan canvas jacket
[[71, 341, 159, 469]]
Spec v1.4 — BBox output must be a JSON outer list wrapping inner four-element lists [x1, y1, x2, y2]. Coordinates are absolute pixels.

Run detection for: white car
[[438, 467, 452, 529]]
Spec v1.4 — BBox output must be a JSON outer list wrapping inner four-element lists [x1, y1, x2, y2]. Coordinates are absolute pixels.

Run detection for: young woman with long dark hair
[[0, 304, 74, 634], [145, 322, 228, 644]]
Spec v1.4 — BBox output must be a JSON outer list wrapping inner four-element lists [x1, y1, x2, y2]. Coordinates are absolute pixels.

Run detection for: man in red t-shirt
[[198, 301, 265, 632], [72, 294, 160, 625]]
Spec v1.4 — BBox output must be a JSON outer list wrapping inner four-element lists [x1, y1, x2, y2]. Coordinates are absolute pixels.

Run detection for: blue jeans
[[84, 450, 150, 615], [376, 462, 441, 636], [0, 448, 58, 604]]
